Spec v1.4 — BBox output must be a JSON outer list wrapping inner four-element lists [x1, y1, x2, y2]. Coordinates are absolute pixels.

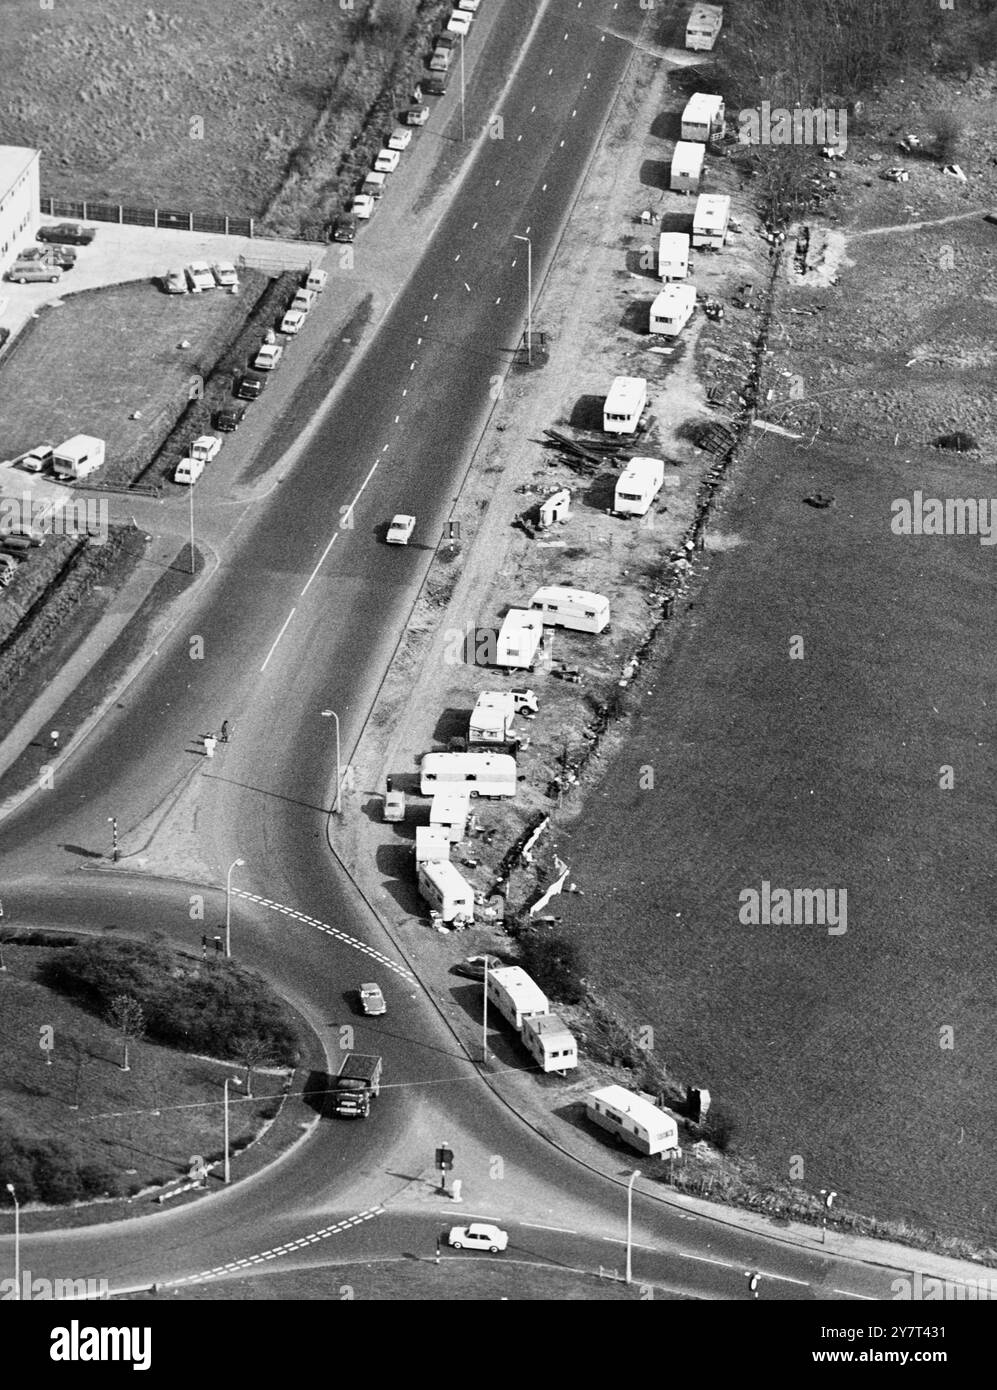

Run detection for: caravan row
[[486, 966, 578, 1073]]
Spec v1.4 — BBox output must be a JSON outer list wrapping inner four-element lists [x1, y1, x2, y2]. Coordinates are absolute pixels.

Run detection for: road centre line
[[234, 889, 414, 980], [523, 1222, 578, 1234], [166, 1208, 382, 1286], [260, 608, 297, 672], [833, 1289, 877, 1300]]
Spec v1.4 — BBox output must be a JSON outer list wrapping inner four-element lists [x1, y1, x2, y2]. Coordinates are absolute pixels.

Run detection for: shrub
[[517, 925, 586, 1004]]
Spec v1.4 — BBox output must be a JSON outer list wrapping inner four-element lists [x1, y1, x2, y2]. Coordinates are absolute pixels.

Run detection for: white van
[[418, 859, 475, 923], [174, 455, 205, 485], [649, 283, 696, 336], [658, 231, 690, 281], [692, 193, 731, 250], [52, 435, 106, 481], [670, 140, 705, 193], [585, 1085, 680, 1155], [494, 609, 545, 669], [680, 93, 725, 143], [529, 585, 610, 635], [486, 966, 549, 1033], [305, 268, 328, 293], [603, 376, 647, 434], [420, 751, 518, 798], [522, 1012, 578, 1073], [615, 457, 665, 517]]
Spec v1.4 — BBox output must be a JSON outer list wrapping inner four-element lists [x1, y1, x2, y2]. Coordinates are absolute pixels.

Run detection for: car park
[[7, 261, 61, 283], [215, 404, 247, 432], [386, 514, 416, 545], [211, 261, 239, 288], [291, 288, 317, 312], [185, 262, 215, 292], [404, 106, 430, 125], [359, 983, 387, 1016], [374, 147, 401, 174], [253, 342, 283, 371], [280, 307, 307, 336], [352, 194, 376, 220], [37, 222, 95, 245], [388, 126, 413, 150], [332, 214, 356, 243], [447, 1223, 508, 1253], [235, 370, 268, 400], [161, 268, 187, 294], [13, 445, 54, 474]]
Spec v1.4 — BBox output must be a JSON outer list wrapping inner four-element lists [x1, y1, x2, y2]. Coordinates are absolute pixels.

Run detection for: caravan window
[[584, 610, 595, 619]]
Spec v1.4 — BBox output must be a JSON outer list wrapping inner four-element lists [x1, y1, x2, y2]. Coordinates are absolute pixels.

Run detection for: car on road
[[352, 194, 376, 220], [37, 222, 96, 245], [374, 147, 401, 174], [234, 369, 268, 400], [404, 106, 430, 126], [388, 126, 413, 151], [13, 445, 54, 474], [280, 307, 307, 336], [452, 954, 504, 982], [185, 261, 215, 292], [386, 514, 416, 545], [253, 342, 283, 371], [6, 261, 61, 283], [212, 261, 239, 288], [161, 268, 188, 294], [359, 983, 387, 1016], [447, 1223, 508, 1253], [215, 403, 247, 431], [291, 288, 317, 312]]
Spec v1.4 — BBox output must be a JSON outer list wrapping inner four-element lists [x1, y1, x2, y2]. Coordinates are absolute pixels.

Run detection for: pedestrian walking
[[50, 730, 60, 752], [220, 720, 230, 744], [204, 735, 217, 759]]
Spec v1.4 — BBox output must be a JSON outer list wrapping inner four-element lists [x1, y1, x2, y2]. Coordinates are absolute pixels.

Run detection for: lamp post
[[225, 858, 245, 959], [107, 816, 119, 862], [819, 1188, 837, 1245], [513, 234, 532, 365], [188, 477, 195, 576], [459, 33, 466, 144], [6, 1184, 19, 1300], [321, 710, 342, 814], [625, 1169, 641, 1285], [482, 955, 490, 1063], [223, 1076, 242, 1184]]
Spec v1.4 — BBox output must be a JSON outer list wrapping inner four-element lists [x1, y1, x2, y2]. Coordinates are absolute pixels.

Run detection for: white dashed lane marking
[[163, 1208, 383, 1287], [235, 890, 414, 981]]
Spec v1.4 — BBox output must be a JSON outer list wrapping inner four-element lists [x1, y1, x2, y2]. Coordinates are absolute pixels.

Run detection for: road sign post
[[436, 1143, 454, 1193]]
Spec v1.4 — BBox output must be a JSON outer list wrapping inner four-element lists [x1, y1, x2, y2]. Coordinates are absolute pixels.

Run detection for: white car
[[386, 514, 416, 545], [352, 194, 376, 220], [447, 9, 472, 34], [162, 268, 188, 295], [388, 126, 413, 151], [448, 1223, 508, 1253], [253, 342, 283, 371], [212, 261, 239, 288], [14, 445, 54, 473], [185, 261, 214, 292], [280, 308, 307, 335], [374, 147, 401, 173], [291, 288, 317, 312], [458, 0, 480, 11], [359, 983, 387, 1016]]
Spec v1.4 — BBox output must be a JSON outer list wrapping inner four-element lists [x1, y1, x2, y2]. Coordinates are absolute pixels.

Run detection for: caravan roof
[[682, 92, 724, 129], [605, 376, 646, 416], [589, 1085, 676, 1137], [489, 965, 549, 1016], [524, 1011, 574, 1044], [651, 284, 696, 316], [693, 193, 731, 231], [671, 140, 705, 176]]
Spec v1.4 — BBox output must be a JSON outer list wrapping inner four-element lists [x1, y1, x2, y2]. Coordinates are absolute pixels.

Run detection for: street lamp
[[482, 955, 490, 1063], [321, 710, 342, 814], [223, 1076, 243, 1184], [459, 33, 466, 144], [625, 1169, 641, 1285], [6, 1184, 19, 1301], [819, 1188, 837, 1245], [107, 816, 119, 862], [188, 476, 195, 576], [225, 858, 245, 959], [513, 234, 532, 365]]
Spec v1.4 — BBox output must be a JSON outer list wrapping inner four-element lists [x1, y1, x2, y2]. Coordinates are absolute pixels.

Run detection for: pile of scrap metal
[[542, 429, 622, 473]]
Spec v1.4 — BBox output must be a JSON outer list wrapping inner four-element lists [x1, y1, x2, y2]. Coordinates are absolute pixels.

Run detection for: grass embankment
[[0, 936, 299, 1206]]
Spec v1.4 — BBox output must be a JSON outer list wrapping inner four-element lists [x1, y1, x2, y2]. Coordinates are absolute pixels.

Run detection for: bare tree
[[235, 1037, 273, 1099], [106, 995, 145, 1073]]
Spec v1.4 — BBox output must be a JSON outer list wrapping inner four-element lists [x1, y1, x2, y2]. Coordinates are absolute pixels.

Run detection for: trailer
[[670, 140, 705, 193], [420, 751, 518, 798], [494, 609, 545, 669], [529, 585, 610, 635], [657, 231, 690, 281], [415, 825, 452, 865], [615, 457, 665, 517], [522, 1012, 578, 1073], [418, 858, 475, 923], [52, 435, 105, 481], [649, 283, 696, 336], [486, 965, 549, 1032], [680, 93, 725, 143], [329, 1053, 382, 1118], [603, 376, 647, 434], [585, 1085, 680, 1155], [692, 193, 731, 250], [685, 2, 723, 51], [429, 790, 471, 841], [469, 690, 536, 745]]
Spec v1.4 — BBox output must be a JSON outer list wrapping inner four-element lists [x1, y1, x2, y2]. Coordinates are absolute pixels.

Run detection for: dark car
[[215, 403, 247, 432], [37, 222, 96, 246], [331, 215, 356, 244], [452, 954, 504, 982], [422, 72, 450, 96], [234, 370, 267, 400], [45, 245, 77, 270]]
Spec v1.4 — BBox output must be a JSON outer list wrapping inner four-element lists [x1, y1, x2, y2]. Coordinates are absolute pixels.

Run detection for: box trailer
[[415, 825, 452, 865], [692, 193, 731, 249], [685, 2, 723, 51], [486, 965, 549, 1032], [650, 283, 696, 336], [529, 585, 610, 635], [420, 751, 518, 798], [418, 858, 475, 923], [603, 376, 647, 434], [52, 435, 105, 481], [615, 457, 665, 517], [429, 790, 471, 841], [585, 1085, 680, 1155], [681, 92, 725, 143], [670, 140, 705, 193], [522, 1012, 578, 1073], [494, 609, 545, 669], [658, 231, 690, 281]]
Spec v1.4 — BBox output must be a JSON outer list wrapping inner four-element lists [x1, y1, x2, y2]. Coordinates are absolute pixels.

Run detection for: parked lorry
[[328, 1053, 382, 1118], [52, 435, 105, 481]]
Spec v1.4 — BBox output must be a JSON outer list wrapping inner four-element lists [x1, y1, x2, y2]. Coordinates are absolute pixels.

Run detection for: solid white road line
[[522, 1222, 578, 1234], [260, 607, 296, 671]]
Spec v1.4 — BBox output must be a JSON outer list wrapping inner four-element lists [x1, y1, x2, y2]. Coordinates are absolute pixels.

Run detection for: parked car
[[374, 147, 401, 174], [388, 126, 413, 151], [453, 954, 504, 982], [291, 288, 317, 312], [190, 435, 222, 463], [211, 261, 239, 288], [305, 268, 328, 293], [359, 983, 387, 1016], [45, 245, 77, 270], [422, 74, 450, 96], [280, 307, 307, 336], [235, 370, 268, 400], [386, 514, 416, 545], [16, 246, 48, 262], [185, 262, 215, 292], [352, 194, 376, 220], [404, 106, 430, 126], [161, 268, 188, 294], [435, 32, 457, 49], [215, 404, 247, 431], [430, 46, 453, 72], [252, 342, 282, 372], [13, 445, 54, 474], [458, 0, 481, 11], [447, 1223, 508, 1253], [332, 214, 356, 243], [6, 262, 61, 283], [37, 222, 95, 245], [447, 9, 472, 35]]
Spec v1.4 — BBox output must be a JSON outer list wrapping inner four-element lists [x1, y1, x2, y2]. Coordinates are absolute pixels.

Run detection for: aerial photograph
[[0, 0, 993, 1361]]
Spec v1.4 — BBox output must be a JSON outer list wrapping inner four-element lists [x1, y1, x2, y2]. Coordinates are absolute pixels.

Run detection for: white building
[[0, 146, 40, 279]]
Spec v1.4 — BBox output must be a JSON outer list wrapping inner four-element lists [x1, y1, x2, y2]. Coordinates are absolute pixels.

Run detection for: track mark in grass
[[235, 890, 414, 980]]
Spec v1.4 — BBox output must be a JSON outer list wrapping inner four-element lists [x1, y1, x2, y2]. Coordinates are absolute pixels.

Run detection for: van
[[305, 269, 328, 293], [680, 93, 725, 143], [52, 435, 106, 481], [603, 376, 647, 434], [174, 456, 205, 486], [417, 859, 475, 923], [657, 231, 690, 281], [585, 1085, 680, 1155], [420, 751, 518, 798], [670, 140, 705, 193], [615, 457, 665, 517], [494, 610, 545, 669], [529, 585, 610, 634], [692, 193, 731, 250], [649, 284, 696, 336]]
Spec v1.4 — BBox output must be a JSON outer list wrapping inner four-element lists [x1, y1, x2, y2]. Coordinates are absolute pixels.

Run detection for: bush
[[0, 1124, 114, 1206], [517, 925, 586, 1004]]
